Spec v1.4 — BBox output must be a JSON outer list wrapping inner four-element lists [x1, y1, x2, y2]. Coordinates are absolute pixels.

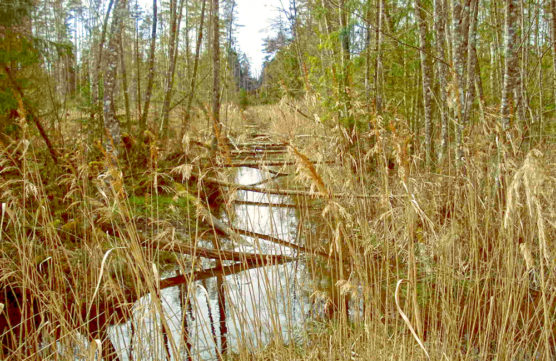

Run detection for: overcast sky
[[137, 0, 277, 76], [234, 0, 277, 76]]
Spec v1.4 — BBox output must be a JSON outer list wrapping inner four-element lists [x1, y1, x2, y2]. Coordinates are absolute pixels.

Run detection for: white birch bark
[[500, 0, 519, 133], [160, 0, 185, 135], [91, 0, 115, 122], [435, 0, 449, 161], [140, 0, 157, 131], [375, 0, 383, 114], [551, 0, 556, 102], [102, 0, 127, 156], [416, 0, 434, 166]]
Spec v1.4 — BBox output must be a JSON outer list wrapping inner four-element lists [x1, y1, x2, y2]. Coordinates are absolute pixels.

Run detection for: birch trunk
[[463, 0, 478, 125], [134, 0, 142, 120], [451, 0, 468, 163], [551, 0, 556, 102], [119, 31, 131, 131], [140, 0, 157, 131], [434, 0, 449, 161], [338, 0, 351, 123], [416, 0, 434, 166], [364, 1, 371, 103], [500, 0, 519, 134], [91, 0, 115, 122], [375, 0, 383, 114], [211, 0, 227, 356], [212, 0, 221, 144], [182, 0, 207, 131], [103, 0, 126, 156], [160, 0, 185, 135], [474, 47, 486, 123]]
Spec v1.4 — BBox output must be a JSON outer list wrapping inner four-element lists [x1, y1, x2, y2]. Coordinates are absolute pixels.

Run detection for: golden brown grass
[[1, 99, 555, 360]]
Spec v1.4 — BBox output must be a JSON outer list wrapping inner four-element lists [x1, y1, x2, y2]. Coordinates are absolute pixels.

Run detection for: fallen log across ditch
[[216, 160, 335, 168], [204, 177, 394, 199], [142, 239, 296, 264], [159, 255, 293, 290], [232, 199, 298, 208]]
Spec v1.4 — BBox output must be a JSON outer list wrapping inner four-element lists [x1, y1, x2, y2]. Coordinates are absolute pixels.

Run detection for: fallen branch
[[233, 142, 287, 150], [204, 177, 387, 199], [230, 227, 329, 259], [3, 66, 59, 164], [192, 197, 244, 242], [159, 255, 293, 290], [142, 239, 296, 264], [232, 200, 298, 208], [230, 149, 288, 156], [217, 160, 301, 167]]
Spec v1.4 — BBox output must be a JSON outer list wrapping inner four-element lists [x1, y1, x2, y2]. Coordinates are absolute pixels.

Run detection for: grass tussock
[[0, 99, 555, 360]]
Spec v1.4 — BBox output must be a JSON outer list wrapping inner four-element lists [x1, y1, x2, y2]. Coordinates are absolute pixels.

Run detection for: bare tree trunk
[[103, 0, 127, 156], [551, 0, 556, 102], [212, 0, 222, 146], [375, 0, 383, 115], [182, 0, 207, 132], [211, 1, 227, 357], [119, 30, 131, 132], [435, 0, 449, 161], [91, 0, 115, 122], [416, 0, 434, 166], [140, 0, 157, 132], [134, 0, 142, 120], [451, 0, 469, 164], [463, 0, 478, 125], [500, 0, 519, 134], [160, 0, 185, 135], [338, 0, 351, 124], [474, 47, 486, 123], [364, 1, 371, 103]]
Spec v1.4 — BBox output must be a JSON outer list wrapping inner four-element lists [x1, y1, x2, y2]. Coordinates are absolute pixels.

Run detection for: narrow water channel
[[105, 167, 310, 360]]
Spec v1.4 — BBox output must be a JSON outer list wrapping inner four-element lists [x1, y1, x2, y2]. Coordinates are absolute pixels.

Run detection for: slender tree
[[463, 0, 478, 125], [364, 1, 371, 102], [134, 0, 142, 119], [140, 0, 157, 132], [375, 0, 384, 114], [434, 0, 449, 161], [338, 0, 351, 124], [552, 0, 556, 102], [500, 0, 520, 135], [119, 30, 131, 131], [211, 1, 227, 357], [91, 0, 115, 122], [212, 0, 221, 142], [160, 0, 185, 135], [416, 0, 434, 166], [103, 0, 127, 156], [450, 0, 469, 163], [182, 0, 207, 131]]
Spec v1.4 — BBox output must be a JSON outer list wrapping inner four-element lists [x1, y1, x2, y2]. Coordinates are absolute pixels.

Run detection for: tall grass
[[1, 99, 554, 360]]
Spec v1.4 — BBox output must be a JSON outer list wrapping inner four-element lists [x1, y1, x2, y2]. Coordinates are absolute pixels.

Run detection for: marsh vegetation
[[1, 0, 555, 360]]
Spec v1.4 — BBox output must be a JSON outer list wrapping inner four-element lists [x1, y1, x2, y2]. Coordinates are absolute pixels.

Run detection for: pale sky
[[137, 0, 277, 76], [234, 0, 277, 76]]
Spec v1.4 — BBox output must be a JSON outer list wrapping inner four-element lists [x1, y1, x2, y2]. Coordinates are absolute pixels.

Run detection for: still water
[[105, 167, 311, 360]]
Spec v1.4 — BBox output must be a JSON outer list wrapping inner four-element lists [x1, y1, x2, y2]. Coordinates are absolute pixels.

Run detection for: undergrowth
[[0, 99, 555, 360]]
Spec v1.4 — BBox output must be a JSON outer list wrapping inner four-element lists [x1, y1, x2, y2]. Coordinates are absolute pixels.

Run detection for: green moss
[[128, 189, 196, 220]]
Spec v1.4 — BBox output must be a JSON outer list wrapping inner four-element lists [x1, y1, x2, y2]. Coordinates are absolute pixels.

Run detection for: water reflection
[[107, 167, 309, 360]]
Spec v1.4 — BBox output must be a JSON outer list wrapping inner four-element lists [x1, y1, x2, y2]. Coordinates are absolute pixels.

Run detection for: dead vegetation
[[1, 99, 555, 360]]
